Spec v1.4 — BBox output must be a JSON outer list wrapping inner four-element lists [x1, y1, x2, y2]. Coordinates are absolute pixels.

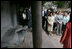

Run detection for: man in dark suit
[[27, 6, 32, 28], [42, 7, 46, 29]]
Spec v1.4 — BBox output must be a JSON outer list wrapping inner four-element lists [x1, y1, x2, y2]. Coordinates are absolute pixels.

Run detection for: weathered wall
[[10, 4, 17, 27], [1, 1, 17, 40]]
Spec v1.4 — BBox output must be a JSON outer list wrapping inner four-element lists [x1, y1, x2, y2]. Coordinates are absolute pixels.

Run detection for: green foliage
[[57, 1, 64, 8], [42, 1, 47, 5], [52, 1, 65, 8], [44, 1, 71, 8], [53, 1, 71, 8], [68, 1, 71, 8], [48, 8, 54, 12]]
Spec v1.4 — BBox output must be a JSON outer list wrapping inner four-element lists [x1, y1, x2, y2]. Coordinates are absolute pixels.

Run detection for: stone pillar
[[31, 1, 42, 48], [10, 4, 17, 27], [1, 1, 13, 40]]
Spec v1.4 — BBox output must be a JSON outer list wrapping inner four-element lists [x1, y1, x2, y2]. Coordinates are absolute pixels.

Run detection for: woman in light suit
[[47, 12, 55, 35]]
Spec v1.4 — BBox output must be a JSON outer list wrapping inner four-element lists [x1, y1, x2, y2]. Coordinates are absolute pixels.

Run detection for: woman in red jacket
[[60, 14, 71, 48]]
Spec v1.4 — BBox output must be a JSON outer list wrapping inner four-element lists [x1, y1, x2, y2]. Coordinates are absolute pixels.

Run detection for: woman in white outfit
[[47, 12, 55, 35]]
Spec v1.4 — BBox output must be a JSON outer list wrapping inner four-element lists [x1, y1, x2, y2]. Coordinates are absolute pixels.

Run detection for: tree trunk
[[31, 1, 42, 48]]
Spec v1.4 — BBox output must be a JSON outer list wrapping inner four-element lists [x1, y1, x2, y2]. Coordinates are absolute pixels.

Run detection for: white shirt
[[42, 10, 44, 16], [22, 13, 26, 19], [67, 15, 70, 22]]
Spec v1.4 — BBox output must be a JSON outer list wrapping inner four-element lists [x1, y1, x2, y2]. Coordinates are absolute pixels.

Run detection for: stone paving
[[1, 25, 63, 48], [41, 30, 63, 48]]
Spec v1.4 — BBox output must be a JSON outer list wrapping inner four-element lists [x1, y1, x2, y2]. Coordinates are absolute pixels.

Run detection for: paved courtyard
[[1, 26, 63, 48]]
